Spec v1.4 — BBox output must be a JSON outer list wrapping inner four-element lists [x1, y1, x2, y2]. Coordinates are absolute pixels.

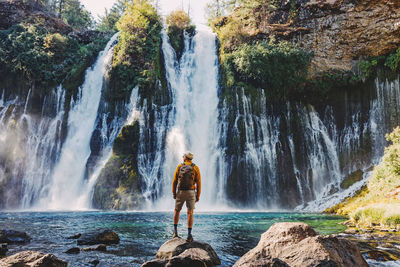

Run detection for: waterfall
[[0, 86, 65, 208], [38, 33, 119, 210], [135, 27, 222, 209]]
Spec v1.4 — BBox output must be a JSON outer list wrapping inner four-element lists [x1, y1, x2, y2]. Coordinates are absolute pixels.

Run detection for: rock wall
[[225, 0, 400, 75]]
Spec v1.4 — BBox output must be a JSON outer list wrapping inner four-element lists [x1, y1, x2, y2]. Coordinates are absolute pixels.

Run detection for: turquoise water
[[0, 212, 347, 266]]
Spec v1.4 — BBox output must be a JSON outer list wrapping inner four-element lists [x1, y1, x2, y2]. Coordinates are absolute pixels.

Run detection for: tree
[[206, 0, 237, 22], [165, 10, 191, 29], [62, 0, 93, 29], [97, 0, 128, 32]]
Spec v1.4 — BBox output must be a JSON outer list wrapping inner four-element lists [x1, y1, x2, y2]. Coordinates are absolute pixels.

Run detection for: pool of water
[[0, 211, 347, 266]]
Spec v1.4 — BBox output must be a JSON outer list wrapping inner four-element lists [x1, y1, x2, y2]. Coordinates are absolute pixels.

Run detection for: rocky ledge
[[0, 0, 71, 33], [234, 222, 368, 267], [142, 237, 221, 267], [219, 0, 400, 75]]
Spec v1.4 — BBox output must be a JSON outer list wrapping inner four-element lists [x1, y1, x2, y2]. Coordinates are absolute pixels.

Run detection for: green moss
[[340, 170, 364, 190], [167, 25, 196, 60], [92, 122, 144, 210]]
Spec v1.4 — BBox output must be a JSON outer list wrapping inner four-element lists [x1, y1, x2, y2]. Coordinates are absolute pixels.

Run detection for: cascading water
[[135, 27, 222, 209], [38, 33, 119, 210], [0, 86, 65, 209]]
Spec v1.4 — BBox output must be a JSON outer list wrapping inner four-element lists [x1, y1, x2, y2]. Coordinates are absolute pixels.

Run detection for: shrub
[[385, 47, 400, 71], [225, 39, 312, 95], [165, 10, 190, 29], [0, 23, 110, 93]]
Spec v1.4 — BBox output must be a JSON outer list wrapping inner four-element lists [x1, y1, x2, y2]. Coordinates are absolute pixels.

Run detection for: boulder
[[0, 250, 67, 267], [234, 222, 368, 267], [0, 243, 7, 257], [142, 237, 221, 267], [82, 244, 107, 252], [77, 229, 119, 245], [156, 237, 220, 265], [67, 233, 81, 239], [0, 229, 31, 244]]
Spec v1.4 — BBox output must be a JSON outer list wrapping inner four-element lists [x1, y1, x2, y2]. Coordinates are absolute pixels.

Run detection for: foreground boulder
[[77, 229, 119, 245], [142, 237, 221, 267], [234, 222, 368, 267], [0, 250, 67, 266], [0, 229, 31, 244]]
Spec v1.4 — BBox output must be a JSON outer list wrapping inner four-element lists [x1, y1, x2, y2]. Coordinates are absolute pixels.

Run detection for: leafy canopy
[[165, 10, 191, 29]]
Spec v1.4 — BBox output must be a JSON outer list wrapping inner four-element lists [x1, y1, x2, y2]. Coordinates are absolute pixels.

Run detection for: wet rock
[[0, 243, 7, 257], [142, 258, 168, 267], [366, 250, 397, 261], [0, 250, 67, 266], [67, 233, 82, 239], [234, 222, 368, 267], [89, 259, 100, 266], [0, 229, 31, 244], [65, 247, 80, 254], [77, 229, 119, 245], [82, 244, 107, 252], [142, 237, 221, 267]]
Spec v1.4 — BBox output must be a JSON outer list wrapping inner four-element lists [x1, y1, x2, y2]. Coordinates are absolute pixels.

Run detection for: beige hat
[[183, 152, 194, 160]]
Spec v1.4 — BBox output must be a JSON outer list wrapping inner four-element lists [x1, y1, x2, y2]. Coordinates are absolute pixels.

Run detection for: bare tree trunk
[[58, 0, 64, 18]]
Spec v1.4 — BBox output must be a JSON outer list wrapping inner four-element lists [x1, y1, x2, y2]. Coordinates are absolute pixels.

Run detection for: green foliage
[[385, 46, 400, 71], [224, 39, 312, 96], [61, 0, 93, 30], [358, 57, 380, 79], [0, 23, 109, 93], [386, 126, 400, 175], [166, 10, 191, 29], [110, 0, 162, 99]]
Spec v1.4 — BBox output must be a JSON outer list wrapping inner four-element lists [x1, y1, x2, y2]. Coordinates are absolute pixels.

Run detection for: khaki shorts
[[175, 190, 196, 211]]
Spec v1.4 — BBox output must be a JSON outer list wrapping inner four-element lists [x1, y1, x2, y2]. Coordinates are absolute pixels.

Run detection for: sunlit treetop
[[165, 10, 191, 29]]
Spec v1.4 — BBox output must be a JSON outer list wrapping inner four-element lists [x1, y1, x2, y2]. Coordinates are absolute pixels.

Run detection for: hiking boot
[[186, 234, 193, 242], [172, 232, 179, 238]]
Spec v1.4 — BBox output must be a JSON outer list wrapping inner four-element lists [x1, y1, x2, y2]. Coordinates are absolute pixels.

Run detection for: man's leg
[[187, 209, 194, 242], [173, 209, 180, 237]]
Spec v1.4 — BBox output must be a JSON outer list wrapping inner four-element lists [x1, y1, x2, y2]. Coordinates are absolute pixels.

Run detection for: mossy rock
[[92, 122, 144, 210], [167, 25, 196, 61], [341, 169, 364, 190]]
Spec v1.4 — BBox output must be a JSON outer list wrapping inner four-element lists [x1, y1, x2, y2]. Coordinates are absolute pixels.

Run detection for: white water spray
[[39, 34, 119, 210]]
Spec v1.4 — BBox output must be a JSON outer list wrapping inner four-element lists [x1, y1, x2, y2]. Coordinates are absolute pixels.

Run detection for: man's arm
[[195, 166, 201, 202], [172, 164, 181, 199]]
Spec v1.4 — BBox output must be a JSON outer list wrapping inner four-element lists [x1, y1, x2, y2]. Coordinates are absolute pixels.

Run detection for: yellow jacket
[[172, 160, 201, 199]]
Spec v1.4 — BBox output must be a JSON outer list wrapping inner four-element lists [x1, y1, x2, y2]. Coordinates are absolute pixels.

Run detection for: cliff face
[[0, 0, 72, 34], [220, 0, 400, 76]]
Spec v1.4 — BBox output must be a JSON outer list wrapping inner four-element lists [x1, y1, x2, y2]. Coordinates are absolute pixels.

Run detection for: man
[[172, 152, 201, 242]]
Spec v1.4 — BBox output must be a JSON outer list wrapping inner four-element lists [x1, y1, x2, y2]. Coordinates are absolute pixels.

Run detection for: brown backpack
[[177, 163, 195, 190]]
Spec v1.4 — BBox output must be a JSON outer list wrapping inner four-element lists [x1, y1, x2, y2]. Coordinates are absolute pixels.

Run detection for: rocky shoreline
[[0, 223, 399, 266]]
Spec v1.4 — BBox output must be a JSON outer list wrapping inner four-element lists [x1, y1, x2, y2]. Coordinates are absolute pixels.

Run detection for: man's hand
[[196, 196, 199, 202]]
